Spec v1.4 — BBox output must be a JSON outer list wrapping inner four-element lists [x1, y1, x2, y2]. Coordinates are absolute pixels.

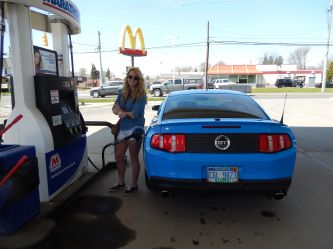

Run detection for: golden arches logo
[[119, 25, 147, 56]]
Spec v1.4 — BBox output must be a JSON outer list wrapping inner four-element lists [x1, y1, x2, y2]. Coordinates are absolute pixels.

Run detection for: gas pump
[[1, 0, 87, 201]]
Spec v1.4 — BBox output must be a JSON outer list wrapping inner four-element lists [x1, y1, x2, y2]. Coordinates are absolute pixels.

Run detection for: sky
[[6, 0, 333, 78]]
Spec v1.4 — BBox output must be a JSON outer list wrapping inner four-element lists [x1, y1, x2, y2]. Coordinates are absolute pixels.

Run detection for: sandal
[[109, 183, 125, 192], [123, 186, 138, 195]]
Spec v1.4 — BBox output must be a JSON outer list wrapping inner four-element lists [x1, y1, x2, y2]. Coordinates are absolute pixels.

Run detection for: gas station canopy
[[2, 0, 80, 34]]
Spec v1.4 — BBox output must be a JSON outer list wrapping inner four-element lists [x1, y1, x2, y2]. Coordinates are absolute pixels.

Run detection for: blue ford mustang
[[144, 90, 296, 199]]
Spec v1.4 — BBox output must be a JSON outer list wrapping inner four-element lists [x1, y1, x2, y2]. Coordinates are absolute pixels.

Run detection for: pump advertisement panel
[[45, 136, 86, 196], [33, 46, 59, 76]]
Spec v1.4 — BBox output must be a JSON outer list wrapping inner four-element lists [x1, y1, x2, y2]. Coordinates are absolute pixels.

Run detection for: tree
[[90, 64, 100, 84], [327, 61, 333, 82], [260, 52, 284, 65], [78, 68, 87, 77], [105, 68, 111, 80], [179, 66, 193, 72], [287, 47, 310, 70], [215, 60, 226, 66], [198, 62, 207, 72], [275, 56, 284, 66]]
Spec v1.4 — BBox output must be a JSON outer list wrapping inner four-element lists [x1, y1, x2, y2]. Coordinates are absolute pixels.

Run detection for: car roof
[[168, 89, 245, 97]]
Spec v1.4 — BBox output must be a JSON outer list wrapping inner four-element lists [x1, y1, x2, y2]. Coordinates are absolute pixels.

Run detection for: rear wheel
[[145, 171, 156, 192], [92, 91, 100, 98], [153, 89, 162, 97]]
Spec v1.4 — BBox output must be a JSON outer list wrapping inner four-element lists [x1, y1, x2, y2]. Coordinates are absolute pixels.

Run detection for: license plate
[[207, 167, 238, 183]]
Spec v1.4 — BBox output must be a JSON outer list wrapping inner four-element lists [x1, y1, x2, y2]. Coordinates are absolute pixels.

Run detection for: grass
[[252, 87, 333, 93]]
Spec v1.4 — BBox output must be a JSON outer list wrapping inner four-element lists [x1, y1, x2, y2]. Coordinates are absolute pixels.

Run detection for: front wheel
[[153, 89, 162, 97], [92, 91, 100, 98]]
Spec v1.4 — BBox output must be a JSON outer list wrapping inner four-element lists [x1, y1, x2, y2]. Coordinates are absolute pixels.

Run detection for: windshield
[[162, 93, 268, 120]]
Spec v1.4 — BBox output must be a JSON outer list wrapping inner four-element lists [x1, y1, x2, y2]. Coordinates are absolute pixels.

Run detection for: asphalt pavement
[[74, 93, 333, 249], [1, 93, 333, 249]]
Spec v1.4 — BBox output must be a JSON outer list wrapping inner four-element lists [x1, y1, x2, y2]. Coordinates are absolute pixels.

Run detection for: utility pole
[[205, 21, 210, 90], [322, 0, 333, 93], [97, 31, 104, 84]]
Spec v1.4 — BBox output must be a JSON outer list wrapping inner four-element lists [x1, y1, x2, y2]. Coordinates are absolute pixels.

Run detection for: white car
[[213, 79, 237, 89]]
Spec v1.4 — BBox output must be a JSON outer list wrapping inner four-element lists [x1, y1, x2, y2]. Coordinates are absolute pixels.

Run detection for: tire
[[153, 88, 162, 97], [92, 91, 100, 98], [145, 170, 156, 191]]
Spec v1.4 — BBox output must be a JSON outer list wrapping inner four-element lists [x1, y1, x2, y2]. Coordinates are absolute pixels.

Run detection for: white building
[[208, 64, 322, 87]]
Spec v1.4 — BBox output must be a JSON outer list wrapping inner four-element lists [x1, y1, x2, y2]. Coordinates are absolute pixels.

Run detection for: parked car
[[146, 81, 161, 89], [89, 80, 123, 98], [144, 90, 297, 199], [315, 82, 333, 88], [275, 79, 293, 88], [149, 78, 203, 97], [275, 79, 304, 88], [293, 79, 304, 88], [206, 82, 215, 89], [212, 79, 236, 89]]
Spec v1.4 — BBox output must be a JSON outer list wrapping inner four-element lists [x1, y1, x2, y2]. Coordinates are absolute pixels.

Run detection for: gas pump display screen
[[61, 104, 71, 114], [33, 46, 59, 76]]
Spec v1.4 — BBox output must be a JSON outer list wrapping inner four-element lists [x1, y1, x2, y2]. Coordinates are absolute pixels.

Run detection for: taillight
[[259, 134, 292, 153], [151, 134, 186, 152]]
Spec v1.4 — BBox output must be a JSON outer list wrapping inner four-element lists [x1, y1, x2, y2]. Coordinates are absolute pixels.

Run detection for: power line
[[73, 39, 333, 55], [73, 42, 206, 54], [72, 41, 97, 47], [211, 40, 333, 46]]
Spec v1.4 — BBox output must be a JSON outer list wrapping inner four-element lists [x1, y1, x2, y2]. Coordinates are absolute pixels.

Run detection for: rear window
[[162, 93, 268, 120]]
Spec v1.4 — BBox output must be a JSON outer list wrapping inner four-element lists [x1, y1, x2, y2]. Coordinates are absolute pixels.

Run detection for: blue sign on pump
[[45, 136, 86, 195]]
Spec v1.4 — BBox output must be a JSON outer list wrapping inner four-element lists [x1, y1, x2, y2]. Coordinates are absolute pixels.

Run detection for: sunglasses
[[128, 75, 139, 81]]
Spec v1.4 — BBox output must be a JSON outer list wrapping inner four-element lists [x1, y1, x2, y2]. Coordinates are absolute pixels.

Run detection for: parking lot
[[44, 93, 333, 249]]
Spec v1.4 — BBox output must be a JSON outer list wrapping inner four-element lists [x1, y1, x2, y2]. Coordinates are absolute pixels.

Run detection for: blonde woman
[[109, 67, 147, 194]]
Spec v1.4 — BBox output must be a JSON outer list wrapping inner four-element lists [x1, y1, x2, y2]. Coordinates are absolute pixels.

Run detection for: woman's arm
[[130, 95, 146, 119], [112, 95, 134, 119]]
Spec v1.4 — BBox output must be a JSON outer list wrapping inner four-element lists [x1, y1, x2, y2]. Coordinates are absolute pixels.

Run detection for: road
[[49, 93, 333, 249]]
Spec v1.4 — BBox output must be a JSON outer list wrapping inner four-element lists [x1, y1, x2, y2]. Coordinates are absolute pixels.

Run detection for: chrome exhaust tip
[[160, 190, 170, 198], [273, 192, 285, 200]]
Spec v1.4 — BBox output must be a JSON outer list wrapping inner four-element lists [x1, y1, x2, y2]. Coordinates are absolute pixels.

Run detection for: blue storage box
[[0, 181, 12, 211], [0, 144, 40, 236]]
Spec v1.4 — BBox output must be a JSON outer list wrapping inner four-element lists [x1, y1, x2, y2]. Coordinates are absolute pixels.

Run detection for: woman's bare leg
[[115, 141, 128, 185], [128, 140, 142, 187]]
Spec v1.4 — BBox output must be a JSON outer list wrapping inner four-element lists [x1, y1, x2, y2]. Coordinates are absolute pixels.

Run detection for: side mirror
[[152, 105, 160, 111]]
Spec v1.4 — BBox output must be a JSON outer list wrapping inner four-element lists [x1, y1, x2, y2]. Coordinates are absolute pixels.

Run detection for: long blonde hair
[[122, 67, 146, 102]]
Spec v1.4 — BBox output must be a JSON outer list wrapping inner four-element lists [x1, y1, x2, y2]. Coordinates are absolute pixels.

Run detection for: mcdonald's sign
[[119, 25, 147, 57]]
